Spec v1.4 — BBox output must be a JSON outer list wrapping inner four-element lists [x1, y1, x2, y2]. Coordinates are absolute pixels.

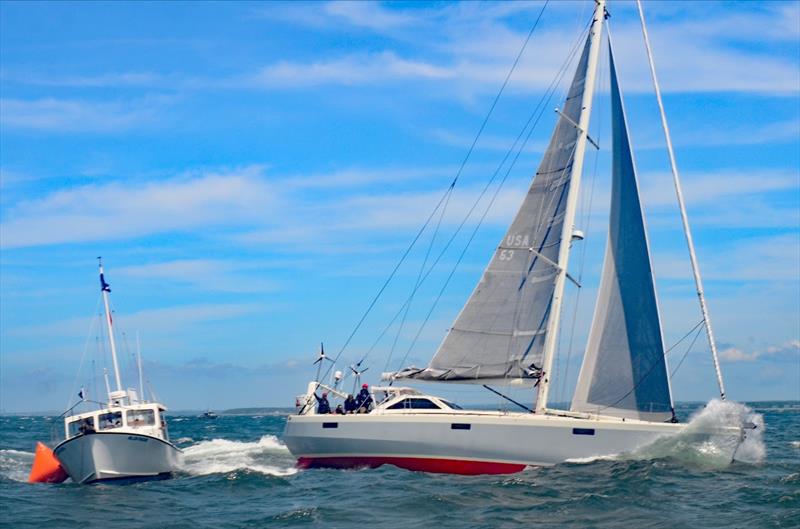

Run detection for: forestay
[[571, 43, 674, 422], [395, 34, 594, 384]]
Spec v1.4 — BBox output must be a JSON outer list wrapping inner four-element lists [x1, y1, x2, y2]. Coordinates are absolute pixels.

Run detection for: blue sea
[[1, 401, 798, 528]]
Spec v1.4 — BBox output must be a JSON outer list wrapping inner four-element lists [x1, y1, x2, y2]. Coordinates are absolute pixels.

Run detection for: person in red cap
[[355, 383, 373, 413]]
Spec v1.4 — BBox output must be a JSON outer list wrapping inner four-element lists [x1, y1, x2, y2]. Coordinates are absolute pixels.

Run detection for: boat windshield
[[98, 411, 123, 430], [127, 409, 155, 427], [388, 398, 442, 410], [68, 417, 95, 437], [440, 400, 463, 410]]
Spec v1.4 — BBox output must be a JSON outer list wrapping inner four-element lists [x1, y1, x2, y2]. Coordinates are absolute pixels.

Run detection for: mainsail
[[571, 43, 674, 422], [395, 34, 595, 384]]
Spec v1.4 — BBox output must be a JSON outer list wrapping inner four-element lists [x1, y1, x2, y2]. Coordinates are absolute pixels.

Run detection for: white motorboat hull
[[54, 432, 182, 484], [284, 411, 736, 475]]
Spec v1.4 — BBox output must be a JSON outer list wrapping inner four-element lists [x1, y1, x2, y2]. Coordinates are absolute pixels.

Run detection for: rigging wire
[[321, 0, 552, 382], [67, 294, 102, 410], [595, 318, 705, 415], [670, 321, 705, 379]]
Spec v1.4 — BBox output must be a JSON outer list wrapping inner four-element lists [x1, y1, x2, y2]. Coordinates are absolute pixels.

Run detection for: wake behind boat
[[283, 0, 755, 474], [32, 259, 181, 484]]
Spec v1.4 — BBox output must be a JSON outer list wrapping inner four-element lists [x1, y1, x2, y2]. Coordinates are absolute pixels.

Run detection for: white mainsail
[[571, 42, 674, 422], [395, 32, 596, 385]]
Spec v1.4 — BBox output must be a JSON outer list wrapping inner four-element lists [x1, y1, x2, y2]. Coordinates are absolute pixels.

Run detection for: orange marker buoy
[[28, 442, 68, 483]]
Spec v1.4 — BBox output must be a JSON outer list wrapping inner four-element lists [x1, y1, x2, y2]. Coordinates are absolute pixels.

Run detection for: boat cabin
[[64, 403, 169, 441]]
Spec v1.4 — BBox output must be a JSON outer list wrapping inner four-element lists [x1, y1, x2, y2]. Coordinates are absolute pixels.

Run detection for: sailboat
[[48, 259, 181, 483], [283, 0, 749, 474]]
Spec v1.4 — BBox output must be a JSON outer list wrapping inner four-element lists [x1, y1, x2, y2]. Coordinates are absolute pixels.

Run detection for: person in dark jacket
[[355, 384, 373, 413], [344, 394, 357, 414], [334, 404, 345, 415], [314, 392, 331, 414]]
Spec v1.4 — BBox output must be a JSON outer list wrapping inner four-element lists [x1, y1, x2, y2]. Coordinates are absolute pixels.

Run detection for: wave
[[0, 448, 33, 482], [630, 400, 765, 468], [566, 400, 765, 469], [180, 435, 297, 477]]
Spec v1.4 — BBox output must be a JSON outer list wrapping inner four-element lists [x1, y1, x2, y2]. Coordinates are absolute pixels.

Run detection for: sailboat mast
[[99, 258, 123, 394], [635, 0, 726, 400], [535, 0, 606, 413]]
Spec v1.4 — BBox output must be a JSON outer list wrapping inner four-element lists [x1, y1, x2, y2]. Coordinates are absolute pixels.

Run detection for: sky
[[1, 0, 798, 413]]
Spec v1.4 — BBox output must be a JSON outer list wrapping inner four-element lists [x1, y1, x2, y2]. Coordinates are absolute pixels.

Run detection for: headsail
[[571, 42, 674, 422], [394, 33, 596, 385]]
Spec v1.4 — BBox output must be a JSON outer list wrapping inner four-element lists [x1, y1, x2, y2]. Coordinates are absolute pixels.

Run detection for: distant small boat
[[43, 259, 181, 484], [202, 410, 218, 419]]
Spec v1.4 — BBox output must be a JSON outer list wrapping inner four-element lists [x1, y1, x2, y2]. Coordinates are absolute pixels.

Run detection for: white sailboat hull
[[54, 432, 182, 484], [284, 411, 736, 475]]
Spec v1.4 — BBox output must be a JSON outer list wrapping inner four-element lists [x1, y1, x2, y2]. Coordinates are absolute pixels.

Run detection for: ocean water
[[1, 401, 797, 528]]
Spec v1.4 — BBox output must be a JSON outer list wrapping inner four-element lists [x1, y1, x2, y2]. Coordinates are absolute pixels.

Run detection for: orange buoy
[[28, 442, 68, 483]]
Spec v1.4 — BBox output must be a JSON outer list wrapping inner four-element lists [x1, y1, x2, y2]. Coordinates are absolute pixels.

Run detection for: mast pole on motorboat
[[136, 331, 145, 403], [535, 0, 606, 414], [98, 257, 123, 396], [635, 0, 726, 400]]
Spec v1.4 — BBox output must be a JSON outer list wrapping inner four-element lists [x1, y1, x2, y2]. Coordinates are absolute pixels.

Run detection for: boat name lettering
[[127, 435, 149, 442]]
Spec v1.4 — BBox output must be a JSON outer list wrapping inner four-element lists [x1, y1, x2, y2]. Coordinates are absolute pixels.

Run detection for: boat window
[[68, 417, 95, 437], [127, 409, 155, 427], [441, 400, 463, 410], [98, 411, 123, 430], [387, 398, 442, 410]]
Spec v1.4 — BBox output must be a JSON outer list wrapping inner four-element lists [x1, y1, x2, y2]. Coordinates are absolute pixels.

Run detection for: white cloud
[[6, 303, 261, 341], [720, 340, 800, 363], [0, 166, 275, 248], [247, 51, 453, 88], [115, 259, 281, 293], [0, 96, 171, 132]]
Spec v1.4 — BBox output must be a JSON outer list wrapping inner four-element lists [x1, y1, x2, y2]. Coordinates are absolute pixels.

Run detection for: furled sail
[[571, 43, 674, 422], [394, 34, 595, 385]]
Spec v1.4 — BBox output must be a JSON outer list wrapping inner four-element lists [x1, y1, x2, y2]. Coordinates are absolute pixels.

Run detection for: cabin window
[[98, 411, 123, 430], [388, 398, 442, 410], [127, 409, 155, 427], [68, 417, 95, 437], [441, 400, 463, 410]]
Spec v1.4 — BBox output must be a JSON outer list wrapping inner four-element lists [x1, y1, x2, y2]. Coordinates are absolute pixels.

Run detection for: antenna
[[136, 332, 145, 403], [98, 257, 123, 397]]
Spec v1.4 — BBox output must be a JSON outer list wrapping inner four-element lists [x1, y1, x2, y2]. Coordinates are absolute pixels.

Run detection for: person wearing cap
[[344, 394, 357, 414], [355, 383, 373, 413], [314, 391, 331, 414]]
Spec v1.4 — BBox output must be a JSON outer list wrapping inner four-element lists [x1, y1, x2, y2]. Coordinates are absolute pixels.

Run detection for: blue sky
[[1, 1, 798, 412]]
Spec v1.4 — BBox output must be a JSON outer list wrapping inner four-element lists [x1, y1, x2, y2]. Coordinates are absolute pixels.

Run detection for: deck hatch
[[322, 422, 338, 429], [451, 423, 471, 430], [572, 428, 595, 436]]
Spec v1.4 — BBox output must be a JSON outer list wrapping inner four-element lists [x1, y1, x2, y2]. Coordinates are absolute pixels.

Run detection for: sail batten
[[571, 42, 674, 422], [394, 33, 597, 385]]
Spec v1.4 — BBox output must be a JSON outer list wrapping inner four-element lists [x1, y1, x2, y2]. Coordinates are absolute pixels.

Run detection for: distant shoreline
[[2, 400, 798, 416]]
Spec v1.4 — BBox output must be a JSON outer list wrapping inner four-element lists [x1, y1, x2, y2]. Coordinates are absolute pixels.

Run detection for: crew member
[[344, 394, 357, 414], [314, 392, 331, 414], [356, 384, 373, 413]]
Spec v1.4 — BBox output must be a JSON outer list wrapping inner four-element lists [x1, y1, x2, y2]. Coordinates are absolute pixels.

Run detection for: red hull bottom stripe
[[296, 456, 526, 475]]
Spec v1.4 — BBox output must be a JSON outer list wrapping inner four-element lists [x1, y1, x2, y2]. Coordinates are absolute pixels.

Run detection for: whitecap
[[180, 435, 297, 477], [0, 448, 34, 482], [628, 399, 765, 468]]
